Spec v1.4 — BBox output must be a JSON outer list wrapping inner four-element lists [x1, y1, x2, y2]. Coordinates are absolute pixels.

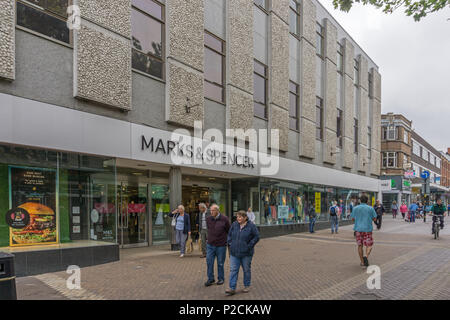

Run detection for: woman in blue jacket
[[168, 205, 191, 257], [225, 210, 260, 295]]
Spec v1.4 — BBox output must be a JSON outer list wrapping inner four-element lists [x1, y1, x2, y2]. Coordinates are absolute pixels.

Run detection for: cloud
[[318, 0, 450, 151]]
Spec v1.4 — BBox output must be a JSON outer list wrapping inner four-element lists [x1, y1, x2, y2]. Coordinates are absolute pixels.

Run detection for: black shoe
[[217, 280, 224, 285], [363, 256, 369, 267], [204, 280, 215, 287]]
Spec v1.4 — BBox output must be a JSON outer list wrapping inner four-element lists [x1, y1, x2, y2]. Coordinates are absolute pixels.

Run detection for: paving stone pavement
[[15, 215, 450, 300]]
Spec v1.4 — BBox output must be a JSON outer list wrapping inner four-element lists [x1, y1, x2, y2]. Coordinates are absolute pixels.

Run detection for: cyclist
[[431, 198, 446, 235]]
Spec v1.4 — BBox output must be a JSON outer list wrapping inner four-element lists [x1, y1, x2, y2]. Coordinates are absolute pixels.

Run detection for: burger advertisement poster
[[8, 166, 58, 246]]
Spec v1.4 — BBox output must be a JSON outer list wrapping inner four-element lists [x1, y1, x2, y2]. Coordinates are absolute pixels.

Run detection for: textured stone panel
[[229, 86, 253, 131], [358, 145, 368, 172], [74, 24, 132, 110], [324, 129, 336, 164], [168, 0, 204, 71], [299, 118, 315, 159], [343, 38, 354, 79], [301, 0, 316, 46], [343, 137, 354, 169], [344, 74, 354, 137], [371, 150, 380, 176], [372, 99, 381, 151], [270, 104, 289, 151], [372, 68, 382, 102], [324, 19, 337, 64], [270, 14, 289, 110], [228, 0, 253, 93], [271, 0, 289, 23], [0, 0, 15, 80], [77, 0, 131, 38], [300, 41, 316, 121], [360, 91, 368, 145], [325, 60, 337, 128], [167, 62, 204, 127], [359, 55, 368, 91]]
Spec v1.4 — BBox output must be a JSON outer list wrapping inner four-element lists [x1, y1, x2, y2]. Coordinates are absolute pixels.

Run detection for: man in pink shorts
[[350, 195, 377, 268]]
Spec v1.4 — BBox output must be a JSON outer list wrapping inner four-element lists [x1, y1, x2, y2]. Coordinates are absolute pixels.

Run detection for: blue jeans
[[309, 217, 316, 233], [331, 215, 339, 232], [206, 244, 226, 282], [229, 255, 253, 290], [410, 211, 416, 222]]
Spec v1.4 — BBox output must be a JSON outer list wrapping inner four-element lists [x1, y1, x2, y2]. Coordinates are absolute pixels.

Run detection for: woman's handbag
[[171, 214, 177, 227]]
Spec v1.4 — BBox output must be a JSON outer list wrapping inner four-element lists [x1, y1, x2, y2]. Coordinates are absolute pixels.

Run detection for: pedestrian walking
[[195, 203, 210, 258], [391, 201, 398, 219], [329, 201, 339, 234], [204, 204, 231, 287], [373, 200, 385, 230], [169, 205, 191, 258], [246, 207, 256, 224], [350, 195, 377, 268], [225, 210, 260, 296], [417, 202, 424, 220], [400, 202, 408, 219], [408, 202, 418, 223], [431, 198, 446, 234], [308, 201, 316, 233]]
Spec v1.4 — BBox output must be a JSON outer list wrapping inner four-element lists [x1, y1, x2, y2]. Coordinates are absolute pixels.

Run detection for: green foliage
[[332, 0, 450, 21]]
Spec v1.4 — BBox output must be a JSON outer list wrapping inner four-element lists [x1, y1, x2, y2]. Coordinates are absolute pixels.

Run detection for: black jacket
[[168, 212, 191, 234], [195, 209, 211, 231]]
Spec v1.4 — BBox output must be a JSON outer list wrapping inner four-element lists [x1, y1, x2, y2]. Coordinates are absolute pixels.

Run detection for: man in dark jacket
[[431, 198, 446, 234], [196, 203, 210, 258], [373, 200, 385, 230], [308, 202, 317, 233], [204, 204, 231, 287], [225, 210, 259, 295]]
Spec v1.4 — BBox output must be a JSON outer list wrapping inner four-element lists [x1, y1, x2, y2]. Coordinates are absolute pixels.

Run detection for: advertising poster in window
[[8, 166, 58, 246], [315, 192, 321, 215]]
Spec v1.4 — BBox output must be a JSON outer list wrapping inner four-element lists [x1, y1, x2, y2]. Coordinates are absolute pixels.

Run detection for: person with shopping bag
[[196, 203, 210, 258], [169, 205, 191, 258]]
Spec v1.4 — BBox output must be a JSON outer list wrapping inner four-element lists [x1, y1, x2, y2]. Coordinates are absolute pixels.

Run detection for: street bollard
[[0, 252, 17, 300]]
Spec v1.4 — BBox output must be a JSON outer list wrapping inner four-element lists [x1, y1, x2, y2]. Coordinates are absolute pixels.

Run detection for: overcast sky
[[317, 0, 450, 152]]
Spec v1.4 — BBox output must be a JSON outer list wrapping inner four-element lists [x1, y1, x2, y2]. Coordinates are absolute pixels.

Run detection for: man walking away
[[373, 200, 385, 230], [431, 198, 446, 235], [409, 202, 418, 223], [196, 203, 210, 258], [204, 204, 231, 287], [308, 201, 316, 233], [391, 201, 398, 219], [351, 195, 377, 268], [329, 201, 339, 234]]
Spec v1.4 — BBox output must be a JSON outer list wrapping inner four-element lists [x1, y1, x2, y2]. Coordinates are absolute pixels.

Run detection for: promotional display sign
[[277, 206, 289, 219], [315, 192, 321, 214], [8, 166, 58, 246]]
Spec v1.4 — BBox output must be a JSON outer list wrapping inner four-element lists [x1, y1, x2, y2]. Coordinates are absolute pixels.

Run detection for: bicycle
[[431, 214, 444, 240]]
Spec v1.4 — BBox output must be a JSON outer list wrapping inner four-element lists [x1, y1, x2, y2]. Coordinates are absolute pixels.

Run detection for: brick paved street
[[16, 215, 450, 300]]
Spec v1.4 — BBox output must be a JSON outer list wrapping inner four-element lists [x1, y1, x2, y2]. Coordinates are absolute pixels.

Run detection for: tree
[[332, 0, 450, 21]]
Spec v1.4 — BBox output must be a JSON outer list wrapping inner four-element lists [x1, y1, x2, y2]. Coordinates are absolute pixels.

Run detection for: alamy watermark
[[66, 265, 81, 290], [366, 265, 381, 290], [67, 5, 81, 30]]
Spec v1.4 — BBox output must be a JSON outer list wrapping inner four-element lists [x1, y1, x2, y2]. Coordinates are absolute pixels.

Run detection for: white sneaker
[[180, 254, 184, 258]]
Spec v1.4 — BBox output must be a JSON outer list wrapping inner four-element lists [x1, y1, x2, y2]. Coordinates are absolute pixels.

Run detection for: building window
[[354, 59, 359, 86], [337, 109, 343, 148], [368, 72, 373, 98], [337, 43, 344, 74], [316, 97, 323, 140], [387, 124, 396, 140], [413, 141, 420, 156], [16, 0, 71, 44], [316, 22, 324, 58], [383, 152, 397, 168], [254, 60, 267, 119], [254, 0, 268, 10], [289, 0, 301, 36], [354, 118, 358, 153], [204, 31, 225, 103], [403, 130, 408, 144], [131, 0, 165, 79], [368, 126, 372, 158], [289, 81, 299, 130]]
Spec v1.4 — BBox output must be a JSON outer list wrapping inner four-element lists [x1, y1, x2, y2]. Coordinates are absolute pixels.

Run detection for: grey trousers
[[176, 229, 187, 254], [200, 229, 207, 255]]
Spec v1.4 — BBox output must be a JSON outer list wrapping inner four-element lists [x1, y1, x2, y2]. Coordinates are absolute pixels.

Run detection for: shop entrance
[[117, 180, 148, 248]]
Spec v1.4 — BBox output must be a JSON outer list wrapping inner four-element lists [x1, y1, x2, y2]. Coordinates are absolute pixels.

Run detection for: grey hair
[[210, 204, 219, 211], [199, 203, 207, 209], [178, 205, 185, 211]]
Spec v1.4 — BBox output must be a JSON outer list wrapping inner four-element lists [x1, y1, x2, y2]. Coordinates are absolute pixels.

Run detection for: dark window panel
[[254, 102, 266, 118], [289, 81, 298, 93], [289, 92, 297, 117], [253, 74, 266, 103], [132, 0, 162, 20], [204, 81, 223, 102], [205, 32, 223, 52], [17, 2, 70, 43], [132, 49, 163, 78], [289, 117, 298, 130], [46, 0, 69, 17], [254, 60, 266, 76], [131, 9, 163, 58], [204, 47, 223, 85]]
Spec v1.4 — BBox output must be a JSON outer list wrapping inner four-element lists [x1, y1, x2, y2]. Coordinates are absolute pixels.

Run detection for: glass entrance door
[[118, 182, 148, 248]]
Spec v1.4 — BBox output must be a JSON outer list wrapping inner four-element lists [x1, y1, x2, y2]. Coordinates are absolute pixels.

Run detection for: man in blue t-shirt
[[408, 202, 419, 223], [350, 195, 377, 268]]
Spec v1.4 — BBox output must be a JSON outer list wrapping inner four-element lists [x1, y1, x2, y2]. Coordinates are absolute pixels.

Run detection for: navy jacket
[[227, 221, 260, 258], [168, 212, 191, 235]]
